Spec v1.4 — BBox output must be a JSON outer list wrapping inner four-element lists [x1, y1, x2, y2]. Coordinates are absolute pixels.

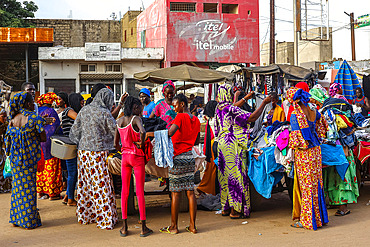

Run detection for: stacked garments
[[321, 97, 359, 209]]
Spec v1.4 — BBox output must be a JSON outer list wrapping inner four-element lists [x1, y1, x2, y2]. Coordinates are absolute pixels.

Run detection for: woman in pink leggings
[[114, 96, 153, 237]]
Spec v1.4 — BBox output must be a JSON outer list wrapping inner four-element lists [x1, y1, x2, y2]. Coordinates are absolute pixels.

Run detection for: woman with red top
[[160, 94, 200, 235], [114, 96, 153, 238]]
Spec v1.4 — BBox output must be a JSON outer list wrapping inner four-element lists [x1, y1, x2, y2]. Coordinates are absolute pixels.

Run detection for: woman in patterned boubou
[[215, 84, 271, 219], [5, 92, 46, 229], [288, 87, 329, 230], [36, 92, 63, 200], [69, 88, 118, 230]]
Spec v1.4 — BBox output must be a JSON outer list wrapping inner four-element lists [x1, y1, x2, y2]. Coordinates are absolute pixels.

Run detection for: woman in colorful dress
[[69, 88, 118, 230], [5, 92, 46, 229], [149, 80, 176, 129], [36, 92, 63, 200], [0, 107, 11, 193], [288, 87, 329, 230], [329, 82, 348, 103], [215, 84, 271, 219]]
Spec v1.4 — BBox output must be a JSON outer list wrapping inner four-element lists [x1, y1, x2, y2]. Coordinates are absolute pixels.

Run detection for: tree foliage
[[0, 0, 38, 27]]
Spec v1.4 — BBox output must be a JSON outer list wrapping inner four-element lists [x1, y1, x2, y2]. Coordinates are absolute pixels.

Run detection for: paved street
[[1, 181, 370, 247]]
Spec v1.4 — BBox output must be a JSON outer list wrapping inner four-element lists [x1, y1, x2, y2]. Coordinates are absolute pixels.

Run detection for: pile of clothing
[[321, 98, 357, 148]]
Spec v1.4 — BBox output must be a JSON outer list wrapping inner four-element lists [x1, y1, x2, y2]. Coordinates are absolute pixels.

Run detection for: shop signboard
[[85, 43, 121, 61]]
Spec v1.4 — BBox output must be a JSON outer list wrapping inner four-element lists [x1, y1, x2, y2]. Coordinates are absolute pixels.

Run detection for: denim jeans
[[66, 157, 77, 199]]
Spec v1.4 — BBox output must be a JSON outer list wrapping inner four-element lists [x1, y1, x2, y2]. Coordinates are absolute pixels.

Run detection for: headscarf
[[91, 88, 114, 111], [9, 92, 32, 119], [313, 84, 329, 98], [91, 83, 107, 98], [37, 92, 59, 106], [287, 87, 313, 145], [217, 84, 233, 109], [329, 82, 342, 97], [309, 88, 328, 104], [295, 82, 309, 92], [162, 80, 175, 96], [57, 92, 69, 106], [69, 93, 84, 113]]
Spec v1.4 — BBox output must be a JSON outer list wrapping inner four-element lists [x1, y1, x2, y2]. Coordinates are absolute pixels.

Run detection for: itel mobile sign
[[179, 20, 237, 55]]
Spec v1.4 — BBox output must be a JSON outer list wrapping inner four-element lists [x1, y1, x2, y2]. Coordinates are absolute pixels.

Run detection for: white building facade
[[38, 44, 164, 101]]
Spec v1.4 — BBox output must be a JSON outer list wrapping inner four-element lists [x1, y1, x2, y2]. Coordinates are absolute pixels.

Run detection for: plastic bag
[[3, 157, 11, 179]]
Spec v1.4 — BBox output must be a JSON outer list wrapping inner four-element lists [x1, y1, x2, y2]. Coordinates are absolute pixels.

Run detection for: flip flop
[[230, 214, 244, 219], [335, 210, 350, 216], [62, 201, 67, 205], [140, 229, 153, 237], [159, 226, 178, 235], [119, 229, 128, 237], [291, 221, 304, 228], [38, 195, 49, 200], [185, 226, 197, 234]]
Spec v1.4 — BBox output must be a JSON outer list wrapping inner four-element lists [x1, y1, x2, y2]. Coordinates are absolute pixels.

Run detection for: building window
[[141, 30, 146, 48], [222, 4, 238, 14], [170, 2, 196, 12], [80, 64, 96, 72], [131, 27, 133, 36], [105, 64, 121, 72], [203, 3, 218, 13], [124, 30, 127, 42]]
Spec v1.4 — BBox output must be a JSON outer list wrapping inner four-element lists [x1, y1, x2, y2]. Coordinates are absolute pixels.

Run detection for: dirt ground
[[1, 181, 370, 247]]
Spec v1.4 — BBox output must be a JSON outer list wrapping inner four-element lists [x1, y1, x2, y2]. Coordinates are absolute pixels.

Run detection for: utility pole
[[293, 0, 301, 66], [269, 0, 275, 64], [344, 12, 356, 61]]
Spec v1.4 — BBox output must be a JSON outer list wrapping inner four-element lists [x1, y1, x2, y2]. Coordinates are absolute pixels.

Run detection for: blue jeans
[[66, 157, 77, 200]]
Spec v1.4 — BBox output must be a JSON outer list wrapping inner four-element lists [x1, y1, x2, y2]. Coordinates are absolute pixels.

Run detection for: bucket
[[50, 136, 77, 160]]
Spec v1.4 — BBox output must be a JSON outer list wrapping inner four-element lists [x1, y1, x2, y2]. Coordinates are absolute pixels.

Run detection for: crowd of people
[[0, 79, 368, 235]]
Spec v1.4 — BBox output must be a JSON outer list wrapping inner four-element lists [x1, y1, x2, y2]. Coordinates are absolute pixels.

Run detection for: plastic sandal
[[291, 221, 304, 228], [159, 226, 178, 234], [335, 210, 350, 216], [185, 226, 197, 234], [140, 229, 153, 237]]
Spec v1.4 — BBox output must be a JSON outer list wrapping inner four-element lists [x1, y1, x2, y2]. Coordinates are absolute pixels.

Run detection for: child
[[160, 94, 200, 235], [114, 96, 153, 237]]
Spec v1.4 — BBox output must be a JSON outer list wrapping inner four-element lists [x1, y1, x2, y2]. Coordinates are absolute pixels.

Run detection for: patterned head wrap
[[217, 84, 233, 108], [37, 92, 60, 106], [9, 92, 32, 119], [287, 87, 314, 143], [309, 87, 328, 104], [162, 80, 175, 96], [329, 83, 342, 97], [313, 84, 329, 98]]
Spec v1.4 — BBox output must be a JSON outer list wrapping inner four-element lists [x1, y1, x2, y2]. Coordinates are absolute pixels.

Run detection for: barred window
[[204, 3, 218, 13], [170, 2, 196, 12]]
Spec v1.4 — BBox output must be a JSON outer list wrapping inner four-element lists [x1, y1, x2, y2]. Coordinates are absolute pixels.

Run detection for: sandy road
[[1, 182, 370, 247]]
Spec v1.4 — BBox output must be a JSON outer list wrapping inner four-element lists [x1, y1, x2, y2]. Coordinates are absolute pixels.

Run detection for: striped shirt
[[61, 107, 74, 136]]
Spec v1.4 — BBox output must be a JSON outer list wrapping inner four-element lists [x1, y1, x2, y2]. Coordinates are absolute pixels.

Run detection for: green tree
[[0, 0, 38, 27]]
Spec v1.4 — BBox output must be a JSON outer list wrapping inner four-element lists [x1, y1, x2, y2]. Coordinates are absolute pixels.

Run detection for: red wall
[[137, 0, 260, 66]]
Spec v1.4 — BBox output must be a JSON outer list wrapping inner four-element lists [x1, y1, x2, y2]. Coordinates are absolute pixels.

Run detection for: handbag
[[3, 157, 12, 179]]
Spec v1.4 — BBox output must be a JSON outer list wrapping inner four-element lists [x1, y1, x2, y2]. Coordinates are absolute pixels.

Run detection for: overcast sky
[[29, 0, 370, 61]]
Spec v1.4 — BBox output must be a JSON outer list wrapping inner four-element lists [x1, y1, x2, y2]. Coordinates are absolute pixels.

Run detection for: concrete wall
[[298, 27, 332, 65], [38, 47, 164, 96], [260, 41, 294, 65], [260, 27, 332, 66], [121, 11, 142, 48], [31, 19, 122, 47]]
